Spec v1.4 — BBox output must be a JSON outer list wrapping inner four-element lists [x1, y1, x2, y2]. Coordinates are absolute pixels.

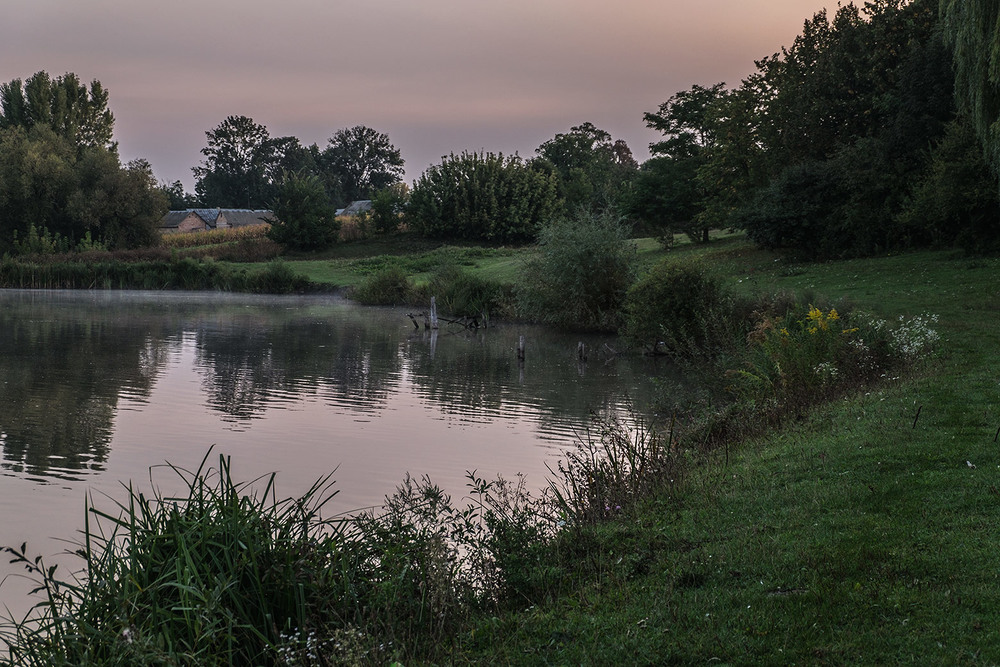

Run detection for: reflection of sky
[[0, 291, 668, 618]]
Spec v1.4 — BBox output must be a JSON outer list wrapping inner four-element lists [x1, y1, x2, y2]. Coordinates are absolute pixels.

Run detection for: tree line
[[0, 0, 997, 258]]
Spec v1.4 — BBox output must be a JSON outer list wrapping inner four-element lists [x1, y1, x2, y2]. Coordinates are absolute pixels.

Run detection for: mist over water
[[0, 289, 691, 615]]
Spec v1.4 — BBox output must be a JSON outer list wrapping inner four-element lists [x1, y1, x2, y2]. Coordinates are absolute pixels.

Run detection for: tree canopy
[[0, 71, 115, 151], [408, 152, 559, 244], [321, 126, 404, 204], [940, 0, 1000, 189], [534, 122, 637, 214]]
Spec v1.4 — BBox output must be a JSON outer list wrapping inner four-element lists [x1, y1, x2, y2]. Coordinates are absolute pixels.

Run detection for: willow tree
[[940, 0, 1000, 186]]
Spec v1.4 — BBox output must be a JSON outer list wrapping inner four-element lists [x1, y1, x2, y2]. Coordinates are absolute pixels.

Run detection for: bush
[[621, 260, 728, 355], [407, 152, 559, 244], [266, 173, 340, 251], [417, 265, 508, 323], [519, 211, 637, 331], [349, 266, 415, 305]]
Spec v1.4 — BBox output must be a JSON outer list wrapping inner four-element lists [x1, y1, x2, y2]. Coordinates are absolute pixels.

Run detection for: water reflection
[[0, 289, 678, 481]]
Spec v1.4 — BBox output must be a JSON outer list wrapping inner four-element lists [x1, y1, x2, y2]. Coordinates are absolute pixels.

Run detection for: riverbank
[[4, 241, 998, 664], [454, 247, 1000, 664]]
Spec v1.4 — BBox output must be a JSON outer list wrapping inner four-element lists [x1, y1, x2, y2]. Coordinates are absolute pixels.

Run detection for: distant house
[[160, 209, 273, 234], [338, 200, 372, 217]]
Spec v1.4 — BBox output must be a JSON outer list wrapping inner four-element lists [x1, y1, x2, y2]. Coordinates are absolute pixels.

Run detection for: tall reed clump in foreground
[[1, 453, 350, 666], [1, 414, 676, 665]]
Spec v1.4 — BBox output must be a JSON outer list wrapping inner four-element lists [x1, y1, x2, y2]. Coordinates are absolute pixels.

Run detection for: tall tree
[[940, 0, 1000, 188], [321, 126, 404, 204], [641, 83, 731, 241], [535, 122, 637, 213], [0, 71, 115, 151], [193, 116, 297, 209]]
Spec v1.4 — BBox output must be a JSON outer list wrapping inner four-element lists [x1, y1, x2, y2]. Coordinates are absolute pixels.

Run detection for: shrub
[[417, 264, 508, 323], [266, 173, 340, 251], [621, 260, 728, 355], [519, 211, 637, 331], [349, 266, 415, 305], [407, 152, 559, 244]]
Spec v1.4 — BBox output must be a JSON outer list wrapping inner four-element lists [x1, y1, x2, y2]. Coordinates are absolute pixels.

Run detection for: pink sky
[[2, 1, 824, 190]]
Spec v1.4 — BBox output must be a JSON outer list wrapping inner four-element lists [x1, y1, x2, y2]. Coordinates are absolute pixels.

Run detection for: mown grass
[[453, 245, 1000, 665], [5, 234, 998, 664]]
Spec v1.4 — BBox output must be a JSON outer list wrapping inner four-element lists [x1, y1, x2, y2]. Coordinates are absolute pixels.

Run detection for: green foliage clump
[[520, 211, 637, 331], [367, 184, 409, 236], [621, 260, 726, 355], [266, 172, 340, 251], [0, 126, 166, 254], [418, 264, 508, 321], [2, 454, 346, 666], [349, 265, 415, 305], [407, 152, 559, 244]]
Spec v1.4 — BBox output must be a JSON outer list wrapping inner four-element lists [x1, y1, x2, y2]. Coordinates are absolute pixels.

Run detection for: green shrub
[[349, 265, 415, 305], [407, 152, 559, 244], [621, 260, 727, 355], [519, 211, 637, 331], [266, 173, 340, 252], [417, 264, 508, 322]]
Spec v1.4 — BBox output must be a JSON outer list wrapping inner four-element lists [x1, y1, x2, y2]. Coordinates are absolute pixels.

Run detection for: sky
[[2, 0, 826, 191]]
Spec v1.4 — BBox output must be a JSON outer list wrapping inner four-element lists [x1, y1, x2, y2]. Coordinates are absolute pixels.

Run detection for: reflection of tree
[[0, 297, 169, 476], [193, 311, 405, 422], [403, 327, 673, 431]]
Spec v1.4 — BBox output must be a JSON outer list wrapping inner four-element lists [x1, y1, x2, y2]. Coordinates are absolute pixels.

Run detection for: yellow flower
[[828, 309, 839, 320]]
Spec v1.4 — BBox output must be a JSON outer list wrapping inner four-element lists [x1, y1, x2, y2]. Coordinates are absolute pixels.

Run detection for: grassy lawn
[[451, 243, 1000, 664]]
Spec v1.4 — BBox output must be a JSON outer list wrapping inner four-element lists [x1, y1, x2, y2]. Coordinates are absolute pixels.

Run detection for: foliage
[[265, 172, 340, 252], [159, 180, 200, 209], [0, 126, 166, 253], [940, 0, 1000, 190], [519, 211, 636, 331], [407, 152, 559, 244], [416, 264, 509, 322], [193, 115, 302, 209], [348, 266, 416, 305], [0, 256, 310, 293], [620, 260, 727, 355], [730, 304, 939, 410], [547, 414, 679, 527], [321, 126, 405, 204], [367, 183, 409, 236], [1, 453, 345, 666], [533, 122, 638, 214], [898, 117, 1000, 251], [623, 156, 700, 245], [0, 71, 115, 150]]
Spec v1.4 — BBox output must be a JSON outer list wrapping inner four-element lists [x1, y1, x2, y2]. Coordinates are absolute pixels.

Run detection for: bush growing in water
[[519, 211, 636, 331]]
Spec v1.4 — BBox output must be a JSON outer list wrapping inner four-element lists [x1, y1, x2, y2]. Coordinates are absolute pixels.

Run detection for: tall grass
[[0, 257, 311, 293]]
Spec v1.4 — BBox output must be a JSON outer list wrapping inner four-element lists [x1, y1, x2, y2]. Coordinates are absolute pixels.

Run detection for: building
[[160, 209, 273, 234]]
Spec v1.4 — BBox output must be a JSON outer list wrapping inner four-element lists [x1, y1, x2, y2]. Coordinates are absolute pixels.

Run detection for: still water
[[0, 289, 682, 612]]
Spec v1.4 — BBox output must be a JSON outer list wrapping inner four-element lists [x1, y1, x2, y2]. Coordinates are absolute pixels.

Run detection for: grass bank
[[455, 247, 1000, 664], [4, 240, 997, 664]]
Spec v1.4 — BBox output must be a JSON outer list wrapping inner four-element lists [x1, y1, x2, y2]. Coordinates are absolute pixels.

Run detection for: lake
[[0, 289, 686, 616]]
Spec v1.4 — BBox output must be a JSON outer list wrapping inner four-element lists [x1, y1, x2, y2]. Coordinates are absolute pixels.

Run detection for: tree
[[407, 152, 559, 244], [940, 0, 1000, 189], [321, 126, 404, 204], [0, 71, 115, 151], [519, 211, 637, 332], [193, 116, 297, 208], [265, 172, 340, 251], [641, 83, 731, 241], [159, 180, 199, 209], [534, 122, 637, 213], [0, 126, 166, 252]]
